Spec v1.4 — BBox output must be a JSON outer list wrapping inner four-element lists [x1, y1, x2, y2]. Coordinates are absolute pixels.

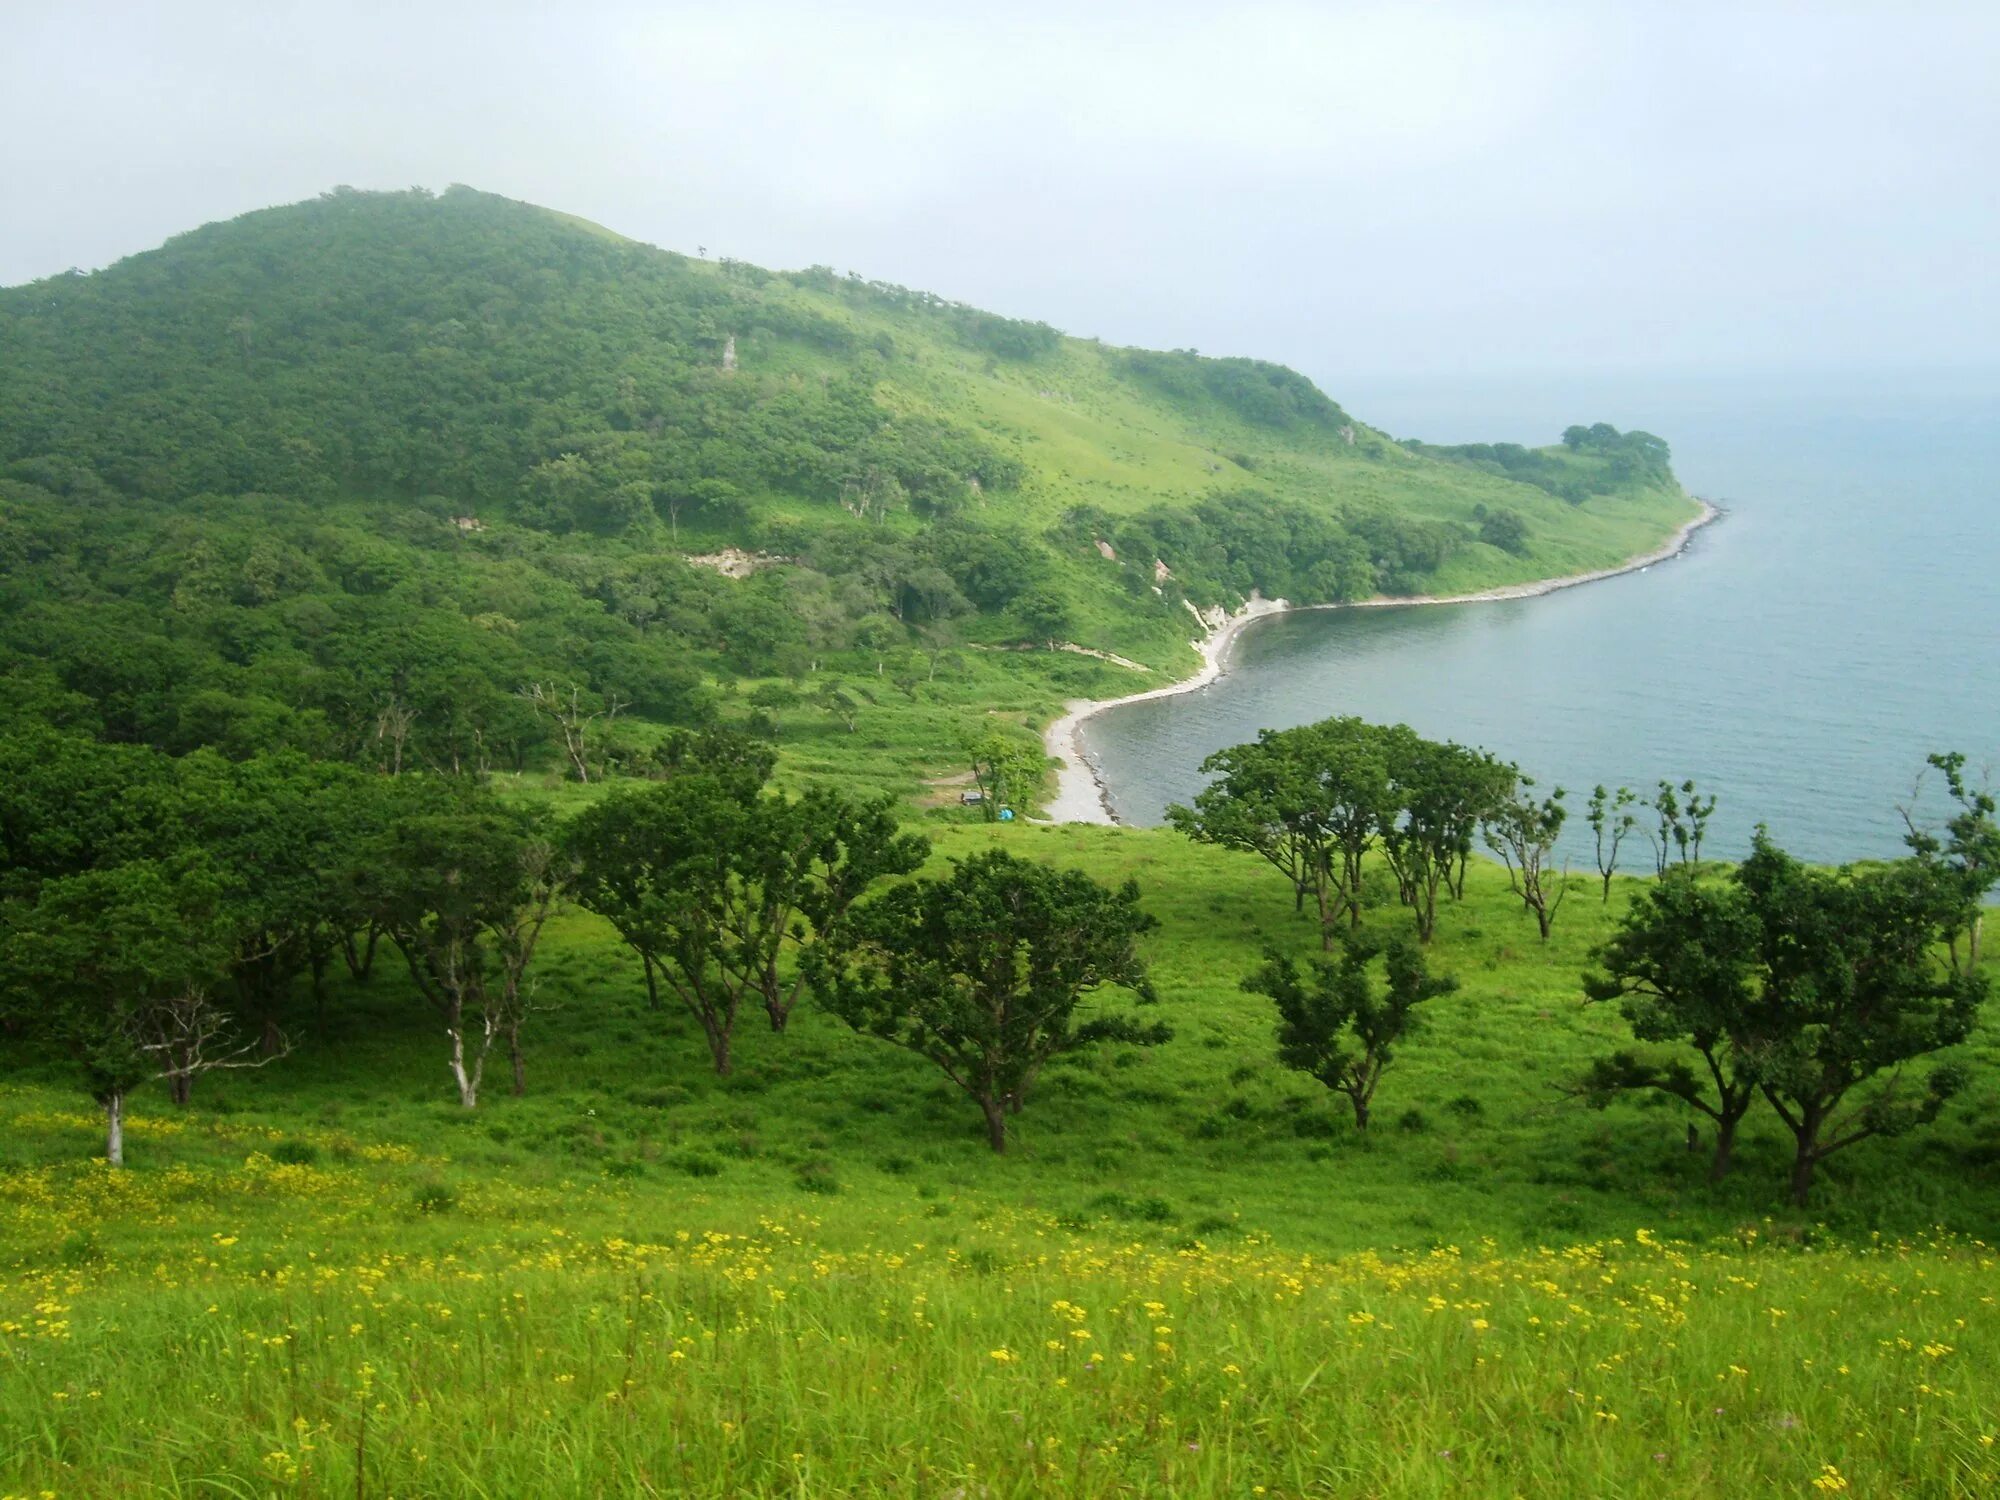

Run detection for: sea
[[1080, 368, 2000, 867]]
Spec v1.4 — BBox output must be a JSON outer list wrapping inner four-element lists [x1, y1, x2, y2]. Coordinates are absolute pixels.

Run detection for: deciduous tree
[[1586, 784, 1639, 902], [1736, 835, 1983, 1206], [1245, 934, 1455, 1129], [1483, 775, 1569, 941], [0, 859, 237, 1162], [1167, 719, 1389, 944], [1580, 870, 1763, 1182], [363, 808, 562, 1106], [812, 850, 1162, 1152]]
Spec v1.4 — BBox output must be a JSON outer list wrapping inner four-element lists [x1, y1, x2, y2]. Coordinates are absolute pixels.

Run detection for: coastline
[[1041, 495, 1722, 825]]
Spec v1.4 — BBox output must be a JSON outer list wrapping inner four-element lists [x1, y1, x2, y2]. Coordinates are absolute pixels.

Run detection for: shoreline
[[1040, 495, 1722, 825]]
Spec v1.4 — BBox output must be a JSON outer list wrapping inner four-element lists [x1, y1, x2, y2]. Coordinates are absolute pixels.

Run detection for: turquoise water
[[1081, 371, 2000, 865]]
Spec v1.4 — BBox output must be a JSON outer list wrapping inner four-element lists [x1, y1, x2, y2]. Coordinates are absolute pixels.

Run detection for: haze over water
[[1082, 370, 2000, 866]]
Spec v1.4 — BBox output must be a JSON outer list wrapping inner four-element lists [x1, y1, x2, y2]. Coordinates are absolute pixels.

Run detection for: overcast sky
[[5, 2, 1997, 382]]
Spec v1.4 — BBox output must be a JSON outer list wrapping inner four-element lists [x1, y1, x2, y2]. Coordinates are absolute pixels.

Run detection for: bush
[[270, 1139, 322, 1165], [411, 1182, 457, 1215], [1397, 1108, 1430, 1134], [794, 1161, 841, 1196], [1291, 1111, 1342, 1140]]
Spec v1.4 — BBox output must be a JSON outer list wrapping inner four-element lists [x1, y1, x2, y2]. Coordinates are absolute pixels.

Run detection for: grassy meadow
[[6, 822, 1999, 1497]]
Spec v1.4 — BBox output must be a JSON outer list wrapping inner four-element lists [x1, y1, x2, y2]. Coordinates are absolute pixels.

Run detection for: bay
[[1081, 369, 2000, 866]]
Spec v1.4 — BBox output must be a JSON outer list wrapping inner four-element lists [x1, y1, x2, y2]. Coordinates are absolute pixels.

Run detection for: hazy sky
[[6, 2, 1997, 381]]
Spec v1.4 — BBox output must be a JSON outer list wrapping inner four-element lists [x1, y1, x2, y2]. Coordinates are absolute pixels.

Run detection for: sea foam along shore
[[1041, 496, 1721, 825]]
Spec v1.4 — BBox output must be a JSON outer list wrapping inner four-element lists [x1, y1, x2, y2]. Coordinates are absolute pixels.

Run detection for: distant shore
[[1041, 496, 1722, 825]]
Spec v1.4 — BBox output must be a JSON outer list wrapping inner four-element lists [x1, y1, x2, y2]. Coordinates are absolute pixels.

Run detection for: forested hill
[[0, 185, 1691, 771]]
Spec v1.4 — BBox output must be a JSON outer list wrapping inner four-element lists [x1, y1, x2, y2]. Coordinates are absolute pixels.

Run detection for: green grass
[[5, 825, 1998, 1494]]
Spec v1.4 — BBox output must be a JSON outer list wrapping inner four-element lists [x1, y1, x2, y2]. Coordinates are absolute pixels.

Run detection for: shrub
[[794, 1161, 841, 1195], [411, 1182, 457, 1214]]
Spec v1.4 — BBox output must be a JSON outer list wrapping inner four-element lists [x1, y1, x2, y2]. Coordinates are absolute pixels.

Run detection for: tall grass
[[3, 1154, 1995, 1497]]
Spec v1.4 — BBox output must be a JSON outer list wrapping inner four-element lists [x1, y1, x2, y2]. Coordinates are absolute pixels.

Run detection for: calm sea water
[[1082, 370, 2000, 866]]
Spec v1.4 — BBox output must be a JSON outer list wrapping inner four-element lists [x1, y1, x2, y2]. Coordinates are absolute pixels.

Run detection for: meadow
[[6, 820, 1998, 1496]]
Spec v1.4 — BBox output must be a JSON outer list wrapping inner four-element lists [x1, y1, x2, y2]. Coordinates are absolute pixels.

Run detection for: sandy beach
[[1041, 496, 1722, 824]]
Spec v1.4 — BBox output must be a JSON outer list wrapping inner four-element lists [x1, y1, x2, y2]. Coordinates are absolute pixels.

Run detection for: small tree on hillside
[[1579, 869, 1764, 1182], [1650, 778, 1717, 875], [518, 680, 626, 783], [1244, 934, 1456, 1130], [1586, 784, 1639, 902], [750, 787, 929, 1032], [962, 728, 1047, 821], [1168, 718, 1390, 945], [1899, 751, 1999, 972], [0, 859, 242, 1163], [567, 774, 924, 1065], [1376, 729, 1512, 942], [812, 850, 1164, 1153], [363, 809, 562, 1106], [1736, 834, 1984, 1206], [1483, 775, 1569, 942], [567, 775, 758, 1072], [817, 678, 862, 734]]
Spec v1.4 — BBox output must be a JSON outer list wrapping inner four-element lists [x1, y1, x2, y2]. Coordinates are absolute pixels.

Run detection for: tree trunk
[[260, 1012, 284, 1059], [342, 926, 379, 981], [1707, 1115, 1739, 1183], [704, 1023, 732, 1077], [981, 1095, 1009, 1154], [1350, 1094, 1370, 1131], [1784, 1102, 1825, 1206], [105, 1090, 125, 1167], [1788, 1147, 1817, 1208], [171, 1071, 193, 1107], [448, 1027, 479, 1109], [509, 1023, 526, 1097]]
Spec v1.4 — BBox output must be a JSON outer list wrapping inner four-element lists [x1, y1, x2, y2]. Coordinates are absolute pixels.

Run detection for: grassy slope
[[765, 280, 1698, 668], [3, 826, 1996, 1495]]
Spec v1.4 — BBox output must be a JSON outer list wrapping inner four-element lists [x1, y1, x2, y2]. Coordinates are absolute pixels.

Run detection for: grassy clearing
[[4, 822, 1998, 1494], [3, 1141, 1996, 1496]]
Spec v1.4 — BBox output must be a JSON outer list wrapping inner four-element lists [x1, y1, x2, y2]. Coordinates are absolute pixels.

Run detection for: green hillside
[[31, 188, 1992, 1500], [0, 185, 1694, 781]]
